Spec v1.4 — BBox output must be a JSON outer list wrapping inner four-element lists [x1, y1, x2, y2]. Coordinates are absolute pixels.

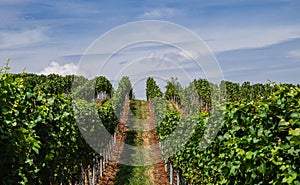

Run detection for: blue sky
[[1, 0, 300, 97]]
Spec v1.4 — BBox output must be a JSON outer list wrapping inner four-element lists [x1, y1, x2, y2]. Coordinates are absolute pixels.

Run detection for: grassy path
[[114, 100, 154, 185], [98, 100, 169, 185]]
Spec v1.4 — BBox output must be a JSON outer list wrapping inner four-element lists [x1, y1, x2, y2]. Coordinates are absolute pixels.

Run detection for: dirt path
[[144, 101, 170, 185], [97, 100, 130, 185], [97, 100, 170, 185]]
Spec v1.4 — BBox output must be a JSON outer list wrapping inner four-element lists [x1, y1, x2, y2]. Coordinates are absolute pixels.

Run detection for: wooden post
[[177, 170, 180, 185], [170, 162, 173, 184], [100, 155, 103, 177], [92, 157, 95, 185], [80, 163, 83, 185]]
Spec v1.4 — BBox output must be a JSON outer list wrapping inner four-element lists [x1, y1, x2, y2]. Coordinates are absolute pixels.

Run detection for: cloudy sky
[[1, 0, 300, 97]]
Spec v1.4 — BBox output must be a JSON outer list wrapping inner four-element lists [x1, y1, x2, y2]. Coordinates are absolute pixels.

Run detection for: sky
[[0, 0, 300, 98]]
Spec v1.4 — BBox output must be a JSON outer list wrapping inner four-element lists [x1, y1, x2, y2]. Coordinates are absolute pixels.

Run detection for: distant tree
[[95, 76, 113, 99], [146, 77, 162, 100], [165, 77, 182, 104]]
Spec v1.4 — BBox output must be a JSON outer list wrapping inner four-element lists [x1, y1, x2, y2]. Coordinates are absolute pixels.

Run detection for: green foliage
[[0, 72, 97, 184], [2, 59, 300, 184], [0, 64, 118, 184], [146, 77, 162, 100], [193, 79, 212, 106], [0, 72, 41, 184], [157, 110, 180, 141], [111, 76, 133, 117], [97, 100, 118, 134], [164, 77, 182, 104], [161, 83, 300, 184], [72, 76, 113, 102], [34, 94, 94, 185], [72, 78, 96, 102], [15, 73, 76, 95], [95, 76, 113, 99]]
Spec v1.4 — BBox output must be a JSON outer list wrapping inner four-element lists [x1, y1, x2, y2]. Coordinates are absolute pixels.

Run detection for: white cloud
[[288, 50, 300, 59], [39, 61, 79, 76], [140, 8, 179, 19], [0, 28, 48, 49], [199, 26, 300, 53]]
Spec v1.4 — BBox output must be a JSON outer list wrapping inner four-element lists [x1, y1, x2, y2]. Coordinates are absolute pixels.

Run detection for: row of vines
[[1, 60, 299, 184], [147, 77, 300, 184], [0, 63, 133, 184]]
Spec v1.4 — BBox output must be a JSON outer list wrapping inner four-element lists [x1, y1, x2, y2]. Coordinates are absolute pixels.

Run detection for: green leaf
[[278, 119, 287, 127], [259, 162, 266, 173], [25, 158, 33, 166], [32, 146, 39, 154], [283, 173, 297, 183], [290, 112, 299, 118], [245, 151, 253, 159], [289, 128, 300, 136]]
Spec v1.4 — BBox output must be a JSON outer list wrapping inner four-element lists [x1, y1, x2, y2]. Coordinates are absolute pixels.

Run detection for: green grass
[[130, 100, 148, 119], [114, 100, 154, 185]]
